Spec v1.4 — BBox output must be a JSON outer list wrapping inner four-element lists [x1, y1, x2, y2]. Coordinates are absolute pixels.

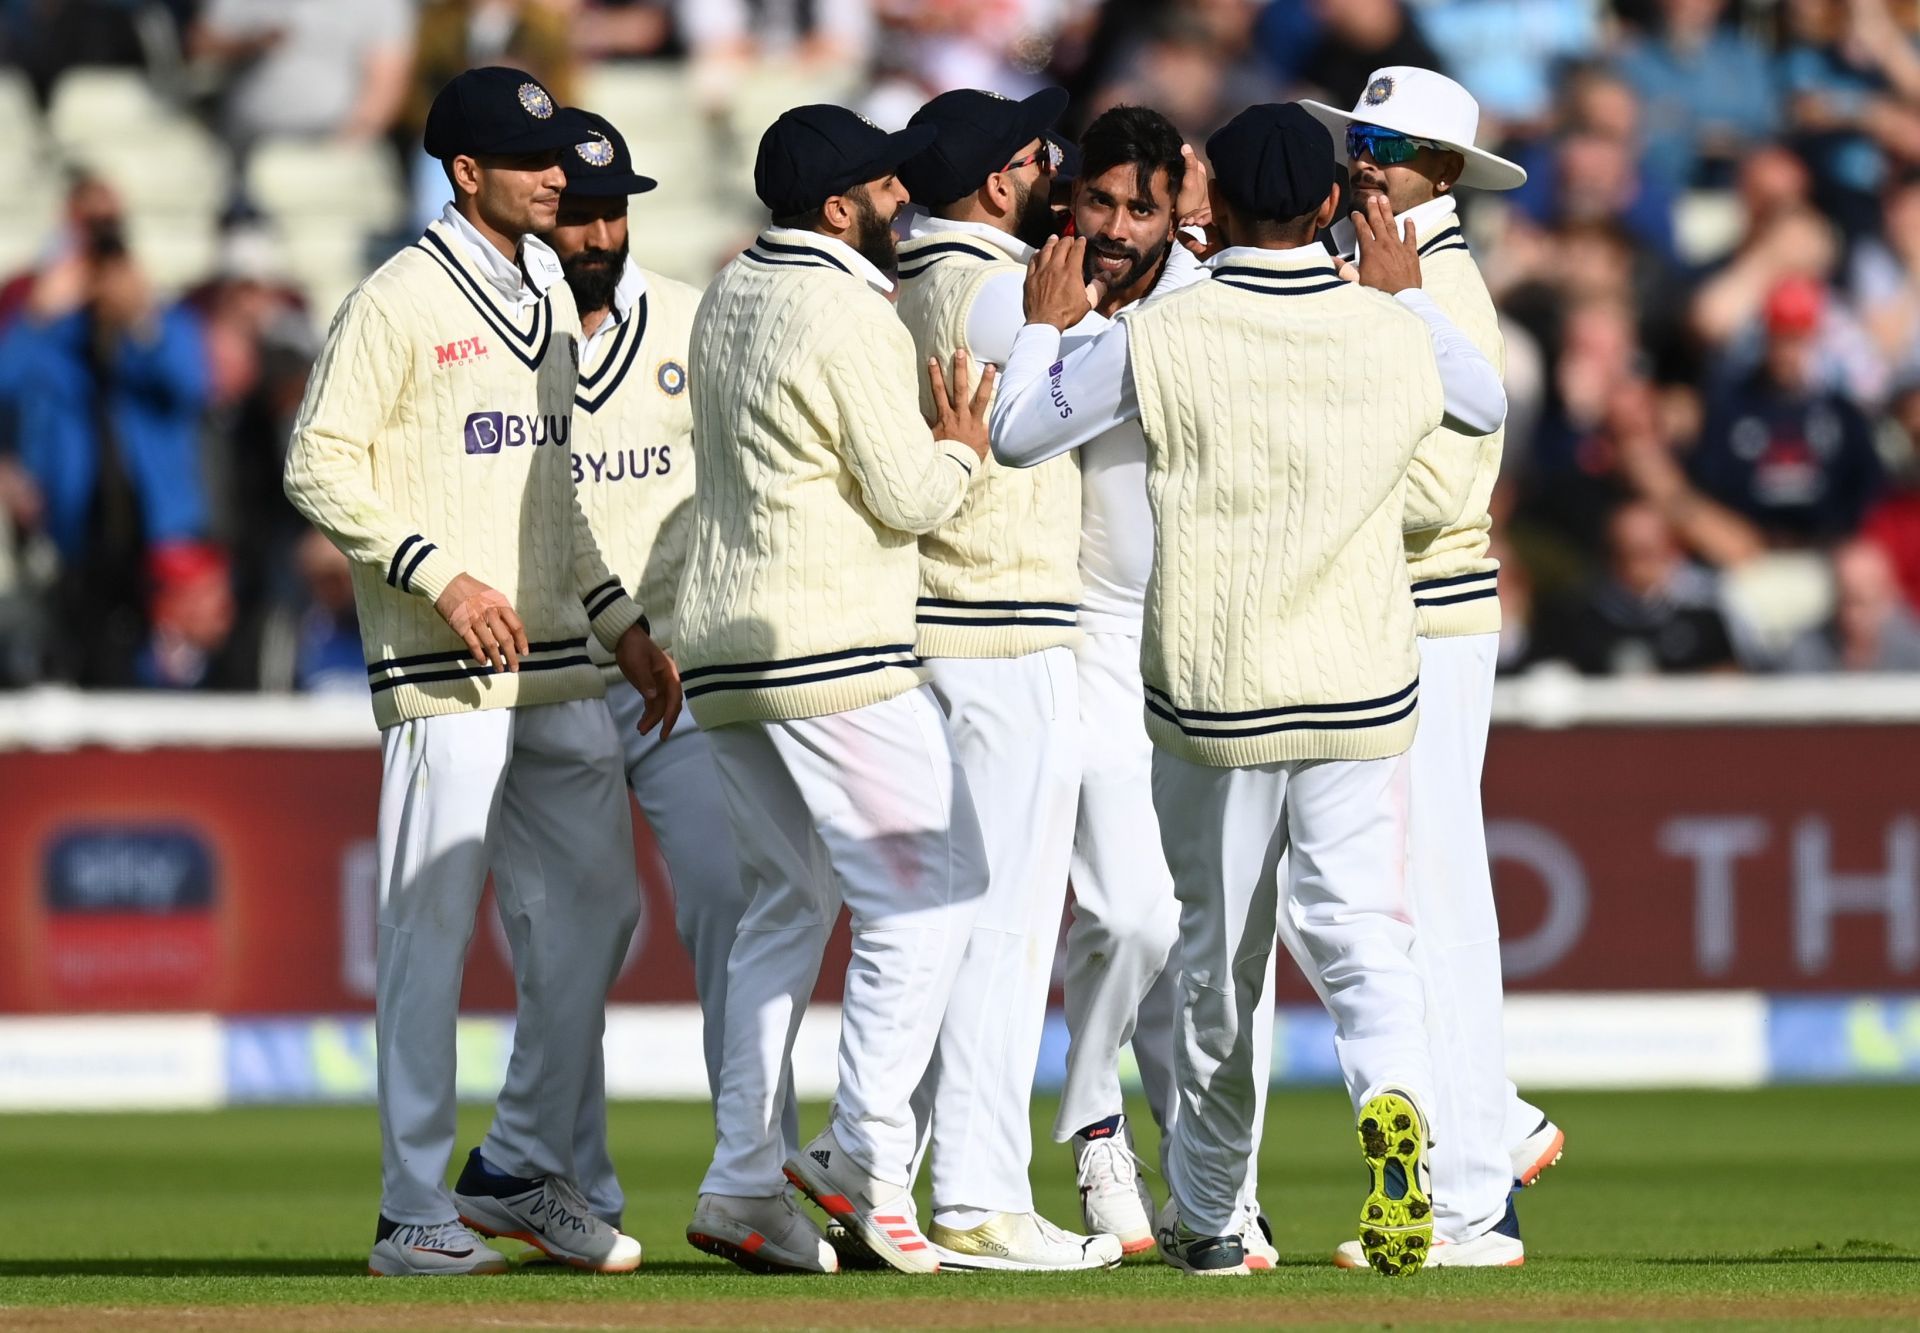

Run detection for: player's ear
[[449, 154, 483, 200], [1314, 183, 1342, 231]]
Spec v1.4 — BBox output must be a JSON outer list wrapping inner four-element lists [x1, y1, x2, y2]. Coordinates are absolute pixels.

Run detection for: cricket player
[[889, 86, 1121, 1273], [993, 103, 1507, 1276], [677, 103, 995, 1276], [283, 67, 681, 1277], [1304, 67, 1561, 1268], [532, 110, 799, 1239]]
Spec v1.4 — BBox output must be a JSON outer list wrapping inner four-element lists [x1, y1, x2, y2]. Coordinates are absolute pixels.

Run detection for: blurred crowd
[[4, 0, 1920, 692]]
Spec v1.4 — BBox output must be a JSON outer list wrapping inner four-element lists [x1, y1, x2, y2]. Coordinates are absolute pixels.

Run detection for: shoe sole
[[457, 1212, 642, 1274], [366, 1255, 509, 1277], [1356, 1092, 1433, 1278], [1514, 1127, 1566, 1189], [931, 1247, 1123, 1274], [782, 1160, 938, 1276], [686, 1227, 832, 1276], [1161, 1253, 1251, 1277]]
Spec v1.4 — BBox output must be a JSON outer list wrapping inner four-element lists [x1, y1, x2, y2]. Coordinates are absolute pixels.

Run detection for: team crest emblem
[[576, 133, 615, 168], [1363, 76, 1395, 107], [656, 360, 687, 396], [518, 82, 555, 119]]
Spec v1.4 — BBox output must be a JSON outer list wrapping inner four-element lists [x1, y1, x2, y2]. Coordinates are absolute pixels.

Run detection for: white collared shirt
[[761, 224, 895, 296], [1327, 193, 1458, 260], [438, 201, 565, 309], [580, 257, 650, 361]]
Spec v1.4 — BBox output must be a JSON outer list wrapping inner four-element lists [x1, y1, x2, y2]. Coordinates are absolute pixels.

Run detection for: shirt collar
[[901, 210, 1036, 265], [1207, 244, 1344, 273], [1328, 193, 1460, 259], [438, 202, 563, 307], [581, 257, 649, 357], [760, 225, 895, 295]]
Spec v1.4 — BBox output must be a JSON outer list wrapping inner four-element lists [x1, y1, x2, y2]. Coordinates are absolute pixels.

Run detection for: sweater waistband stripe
[[681, 643, 918, 684], [1415, 587, 1498, 609], [370, 653, 594, 695], [1146, 691, 1418, 740], [917, 597, 1080, 613], [685, 658, 912, 699], [917, 614, 1079, 629], [1143, 678, 1416, 723], [366, 637, 587, 675], [1411, 570, 1498, 592]]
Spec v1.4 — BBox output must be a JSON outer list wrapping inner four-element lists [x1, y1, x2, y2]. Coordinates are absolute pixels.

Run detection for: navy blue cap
[[1205, 103, 1339, 221], [1049, 131, 1082, 182], [898, 87, 1069, 208], [560, 110, 658, 197], [754, 104, 937, 216], [424, 67, 588, 161]]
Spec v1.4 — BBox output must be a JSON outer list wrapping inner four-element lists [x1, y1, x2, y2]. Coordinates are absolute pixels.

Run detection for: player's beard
[[848, 186, 899, 278], [562, 236, 629, 317], [1083, 231, 1168, 300], [1010, 173, 1056, 250]]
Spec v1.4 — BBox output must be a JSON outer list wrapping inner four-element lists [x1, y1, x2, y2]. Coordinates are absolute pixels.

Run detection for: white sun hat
[[1300, 65, 1527, 192]]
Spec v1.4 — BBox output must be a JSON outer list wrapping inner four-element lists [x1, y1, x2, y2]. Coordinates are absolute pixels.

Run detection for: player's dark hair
[[771, 205, 827, 230], [1077, 106, 1186, 209]]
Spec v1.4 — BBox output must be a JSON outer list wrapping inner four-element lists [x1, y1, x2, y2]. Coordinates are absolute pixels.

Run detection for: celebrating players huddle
[[284, 63, 1567, 1283]]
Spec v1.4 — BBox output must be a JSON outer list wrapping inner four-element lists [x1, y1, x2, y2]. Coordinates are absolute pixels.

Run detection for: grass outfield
[[1, 1087, 1916, 1331]]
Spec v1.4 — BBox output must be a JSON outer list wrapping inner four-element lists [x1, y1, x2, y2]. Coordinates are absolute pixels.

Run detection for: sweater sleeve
[[1394, 289, 1502, 532], [824, 312, 977, 536], [567, 464, 645, 651], [283, 289, 463, 604]]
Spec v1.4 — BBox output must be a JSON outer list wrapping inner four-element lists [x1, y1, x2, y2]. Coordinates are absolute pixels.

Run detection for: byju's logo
[[463, 411, 571, 455]]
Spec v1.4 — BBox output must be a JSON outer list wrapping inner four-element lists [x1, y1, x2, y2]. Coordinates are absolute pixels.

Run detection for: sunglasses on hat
[[1347, 126, 1442, 167], [1003, 140, 1064, 175]]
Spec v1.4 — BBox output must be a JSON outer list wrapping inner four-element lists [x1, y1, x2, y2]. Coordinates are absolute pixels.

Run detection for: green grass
[[1, 1088, 1917, 1330]]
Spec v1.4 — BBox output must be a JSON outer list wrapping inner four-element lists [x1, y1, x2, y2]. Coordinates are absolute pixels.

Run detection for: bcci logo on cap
[[1364, 76, 1395, 107], [518, 82, 555, 119], [576, 134, 615, 168]]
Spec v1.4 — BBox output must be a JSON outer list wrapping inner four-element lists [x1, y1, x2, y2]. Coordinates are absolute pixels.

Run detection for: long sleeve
[[989, 319, 1138, 468], [825, 316, 977, 535], [963, 269, 1028, 366], [566, 467, 644, 650], [283, 289, 463, 604]]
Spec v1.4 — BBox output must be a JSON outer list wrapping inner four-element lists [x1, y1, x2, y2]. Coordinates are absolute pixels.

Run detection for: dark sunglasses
[[1004, 140, 1064, 175], [1346, 125, 1442, 167]]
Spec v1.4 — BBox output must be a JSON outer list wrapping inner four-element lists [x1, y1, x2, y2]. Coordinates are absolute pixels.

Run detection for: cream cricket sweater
[[1401, 198, 1506, 638], [569, 259, 702, 682], [894, 227, 1081, 658], [284, 214, 643, 729], [1123, 246, 1443, 766], [676, 228, 982, 726]]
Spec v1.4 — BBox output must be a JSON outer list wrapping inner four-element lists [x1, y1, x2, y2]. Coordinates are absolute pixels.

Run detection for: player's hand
[[1025, 235, 1094, 331], [614, 623, 683, 738], [435, 572, 528, 672], [1351, 193, 1421, 295], [1174, 142, 1212, 230], [928, 349, 996, 461]]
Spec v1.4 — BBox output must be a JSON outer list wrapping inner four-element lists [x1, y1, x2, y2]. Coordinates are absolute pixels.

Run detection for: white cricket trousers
[[1155, 749, 1432, 1237], [555, 690, 798, 1224], [376, 699, 636, 1225], [1405, 633, 1514, 1243], [1056, 629, 1182, 1142], [699, 686, 989, 1197], [913, 649, 1080, 1220]]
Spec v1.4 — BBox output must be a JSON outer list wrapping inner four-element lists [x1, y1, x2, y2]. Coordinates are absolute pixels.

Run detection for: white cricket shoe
[[1072, 1121, 1156, 1254], [783, 1124, 938, 1274], [367, 1217, 508, 1276], [687, 1191, 838, 1274], [929, 1210, 1125, 1273], [1511, 1115, 1565, 1189], [1153, 1199, 1251, 1277], [1236, 1204, 1279, 1271], [1336, 1199, 1525, 1269], [452, 1151, 642, 1273]]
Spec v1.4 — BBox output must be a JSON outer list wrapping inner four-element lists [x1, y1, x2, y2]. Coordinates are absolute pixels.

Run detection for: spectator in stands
[[189, 0, 413, 151], [1690, 276, 1887, 547], [1540, 498, 1740, 674], [1415, 0, 1601, 138], [1086, 0, 1278, 142], [4, 0, 156, 107], [279, 527, 366, 694], [1490, 533, 1544, 673], [0, 171, 126, 328], [681, 0, 872, 118], [0, 201, 214, 686], [1861, 380, 1920, 610], [1850, 172, 1920, 381], [1780, 537, 1920, 668], [135, 540, 252, 689], [1614, 0, 1779, 191], [1779, 0, 1920, 238], [573, 0, 675, 61], [1287, 0, 1446, 110]]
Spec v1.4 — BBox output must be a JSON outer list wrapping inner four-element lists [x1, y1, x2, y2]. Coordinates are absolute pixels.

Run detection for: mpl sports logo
[[435, 335, 489, 367], [463, 411, 572, 454]]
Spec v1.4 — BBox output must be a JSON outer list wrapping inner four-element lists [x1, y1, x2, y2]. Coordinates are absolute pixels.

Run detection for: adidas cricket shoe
[[1335, 1199, 1524, 1269], [1356, 1089, 1433, 1277], [929, 1210, 1125, 1273], [452, 1149, 642, 1273], [824, 1217, 889, 1271], [687, 1191, 838, 1274], [1072, 1118, 1156, 1254], [783, 1125, 938, 1274], [1237, 1204, 1279, 1271], [1511, 1115, 1565, 1189], [1153, 1199, 1251, 1276], [367, 1216, 508, 1276]]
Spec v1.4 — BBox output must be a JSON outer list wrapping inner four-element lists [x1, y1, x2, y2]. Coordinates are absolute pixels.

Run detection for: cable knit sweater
[[894, 228, 1081, 658], [676, 228, 982, 726], [1401, 201, 1506, 638], [570, 261, 702, 677], [284, 216, 642, 729], [1123, 247, 1443, 766]]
